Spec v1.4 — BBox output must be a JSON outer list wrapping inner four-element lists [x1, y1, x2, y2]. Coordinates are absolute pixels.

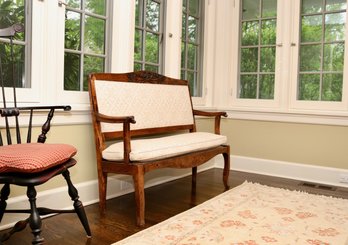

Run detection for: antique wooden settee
[[88, 71, 230, 226]]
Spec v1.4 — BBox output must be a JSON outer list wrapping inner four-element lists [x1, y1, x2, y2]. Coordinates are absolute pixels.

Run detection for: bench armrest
[[94, 112, 136, 124], [94, 112, 136, 163], [193, 109, 227, 134]]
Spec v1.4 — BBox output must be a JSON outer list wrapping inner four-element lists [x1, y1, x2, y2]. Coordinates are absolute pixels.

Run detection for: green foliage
[[64, 0, 106, 91], [0, 0, 26, 88]]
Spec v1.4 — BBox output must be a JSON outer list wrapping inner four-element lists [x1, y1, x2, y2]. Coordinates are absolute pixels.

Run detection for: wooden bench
[[88, 71, 230, 226]]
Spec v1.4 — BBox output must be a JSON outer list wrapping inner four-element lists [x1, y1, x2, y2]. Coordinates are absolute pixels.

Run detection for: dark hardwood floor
[[1, 168, 347, 244]]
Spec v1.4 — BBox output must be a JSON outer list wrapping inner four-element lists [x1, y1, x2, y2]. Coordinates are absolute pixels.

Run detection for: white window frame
[[288, 0, 348, 113], [228, 0, 348, 121]]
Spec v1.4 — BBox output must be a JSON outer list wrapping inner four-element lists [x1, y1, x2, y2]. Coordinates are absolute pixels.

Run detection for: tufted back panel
[[94, 80, 194, 133]]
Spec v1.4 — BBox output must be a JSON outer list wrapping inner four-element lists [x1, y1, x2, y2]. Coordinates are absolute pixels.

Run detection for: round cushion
[[0, 143, 77, 173]]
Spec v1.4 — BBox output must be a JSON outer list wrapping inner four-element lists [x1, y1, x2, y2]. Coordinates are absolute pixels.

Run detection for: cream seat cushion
[[102, 132, 227, 162]]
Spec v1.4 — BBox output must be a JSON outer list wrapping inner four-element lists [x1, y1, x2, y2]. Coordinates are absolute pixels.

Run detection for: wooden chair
[[0, 24, 91, 244], [88, 71, 230, 226]]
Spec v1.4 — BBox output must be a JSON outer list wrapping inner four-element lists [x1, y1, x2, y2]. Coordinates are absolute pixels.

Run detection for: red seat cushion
[[0, 143, 77, 173]]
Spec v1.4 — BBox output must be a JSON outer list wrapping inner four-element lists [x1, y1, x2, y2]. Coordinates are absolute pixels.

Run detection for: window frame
[[229, 0, 348, 117], [133, 0, 165, 73], [180, 0, 205, 97]]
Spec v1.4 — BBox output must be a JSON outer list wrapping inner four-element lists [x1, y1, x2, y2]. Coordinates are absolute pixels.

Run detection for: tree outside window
[[0, 0, 27, 88], [181, 0, 203, 97], [64, 0, 107, 91], [298, 0, 346, 101], [239, 0, 277, 100], [134, 0, 163, 73]]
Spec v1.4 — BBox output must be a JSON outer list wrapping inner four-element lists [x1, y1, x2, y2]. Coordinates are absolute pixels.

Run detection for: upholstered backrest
[[90, 72, 195, 135]]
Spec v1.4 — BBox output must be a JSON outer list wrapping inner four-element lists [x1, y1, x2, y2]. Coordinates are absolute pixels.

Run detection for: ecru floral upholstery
[[94, 80, 194, 133], [0, 143, 77, 173], [102, 132, 227, 161]]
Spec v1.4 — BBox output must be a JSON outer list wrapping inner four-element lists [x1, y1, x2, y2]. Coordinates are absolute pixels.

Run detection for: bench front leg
[[133, 166, 145, 226]]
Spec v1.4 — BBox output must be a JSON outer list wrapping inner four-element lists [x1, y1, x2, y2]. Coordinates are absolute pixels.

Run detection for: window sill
[[26, 103, 348, 127]]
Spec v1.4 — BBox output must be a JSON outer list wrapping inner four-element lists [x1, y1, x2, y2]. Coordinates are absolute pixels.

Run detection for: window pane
[[240, 75, 257, 98], [300, 45, 321, 71], [326, 0, 347, 11], [0, 0, 25, 41], [187, 71, 196, 96], [242, 21, 259, 46], [64, 52, 81, 91], [187, 44, 197, 70], [259, 74, 275, 99], [135, 0, 141, 27], [0, 43, 26, 88], [85, 0, 106, 15], [298, 74, 320, 100], [325, 12, 346, 42], [83, 55, 104, 91], [241, 48, 258, 72], [261, 19, 276, 45], [262, 0, 277, 18], [181, 42, 186, 68], [322, 73, 343, 101], [84, 15, 105, 54], [189, 0, 199, 16], [242, 0, 260, 20], [65, 11, 81, 50], [134, 62, 142, 71], [260, 47, 276, 72], [323, 43, 344, 71], [66, 0, 81, 9], [188, 16, 198, 43], [145, 32, 159, 63], [134, 30, 143, 61], [302, 0, 323, 14], [301, 15, 322, 42], [145, 64, 158, 72], [182, 13, 187, 40], [0, 0, 27, 88], [146, 0, 160, 32]]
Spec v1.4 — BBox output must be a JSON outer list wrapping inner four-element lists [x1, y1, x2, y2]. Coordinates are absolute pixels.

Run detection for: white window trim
[[224, 0, 348, 126]]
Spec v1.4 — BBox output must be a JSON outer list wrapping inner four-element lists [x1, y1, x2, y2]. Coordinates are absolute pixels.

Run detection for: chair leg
[[0, 183, 10, 222], [223, 151, 230, 190], [62, 170, 92, 237], [27, 186, 44, 245], [132, 167, 145, 226]]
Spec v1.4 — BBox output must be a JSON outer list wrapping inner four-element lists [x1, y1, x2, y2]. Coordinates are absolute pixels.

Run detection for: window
[[0, 0, 29, 89], [239, 0, 277, 99], [134, 0, 164, 73], [232, 0, 348, 116], [181, 0, 204, 97], [64, 0, 108, 91], [298, 0, 346, 102]]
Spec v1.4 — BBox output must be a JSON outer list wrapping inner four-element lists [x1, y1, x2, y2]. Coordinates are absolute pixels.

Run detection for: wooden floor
[[1, 168, 348, 244]]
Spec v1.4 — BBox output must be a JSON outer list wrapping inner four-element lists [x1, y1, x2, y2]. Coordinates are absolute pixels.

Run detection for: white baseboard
[[215, 155, 348, 188], [3, 155, 348, 231], [0, 164, 214, 230]]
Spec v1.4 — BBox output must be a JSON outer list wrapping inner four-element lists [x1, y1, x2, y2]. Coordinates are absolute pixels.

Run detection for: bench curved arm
[[193, 110, 228, 134], [94, 112, 136, 124], [93, 112, 136, 163]]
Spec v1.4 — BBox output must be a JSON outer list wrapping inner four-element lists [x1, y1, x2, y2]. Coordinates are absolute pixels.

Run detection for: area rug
[[113, 182, 348, 245]]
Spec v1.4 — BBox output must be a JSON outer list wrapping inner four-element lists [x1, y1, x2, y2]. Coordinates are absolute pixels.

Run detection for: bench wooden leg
[[133, 167, 145, 226], [98, 171, 108, 215], [223, 151, 230, 190]]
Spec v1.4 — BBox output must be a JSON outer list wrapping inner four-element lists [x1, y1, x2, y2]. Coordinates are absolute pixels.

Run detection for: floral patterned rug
[[113, 182, 348, 245]]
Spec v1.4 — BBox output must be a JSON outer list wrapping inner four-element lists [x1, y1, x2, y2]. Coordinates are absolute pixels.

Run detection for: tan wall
[[197, 118, 348, 170], [8, 118, 348, 197]]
